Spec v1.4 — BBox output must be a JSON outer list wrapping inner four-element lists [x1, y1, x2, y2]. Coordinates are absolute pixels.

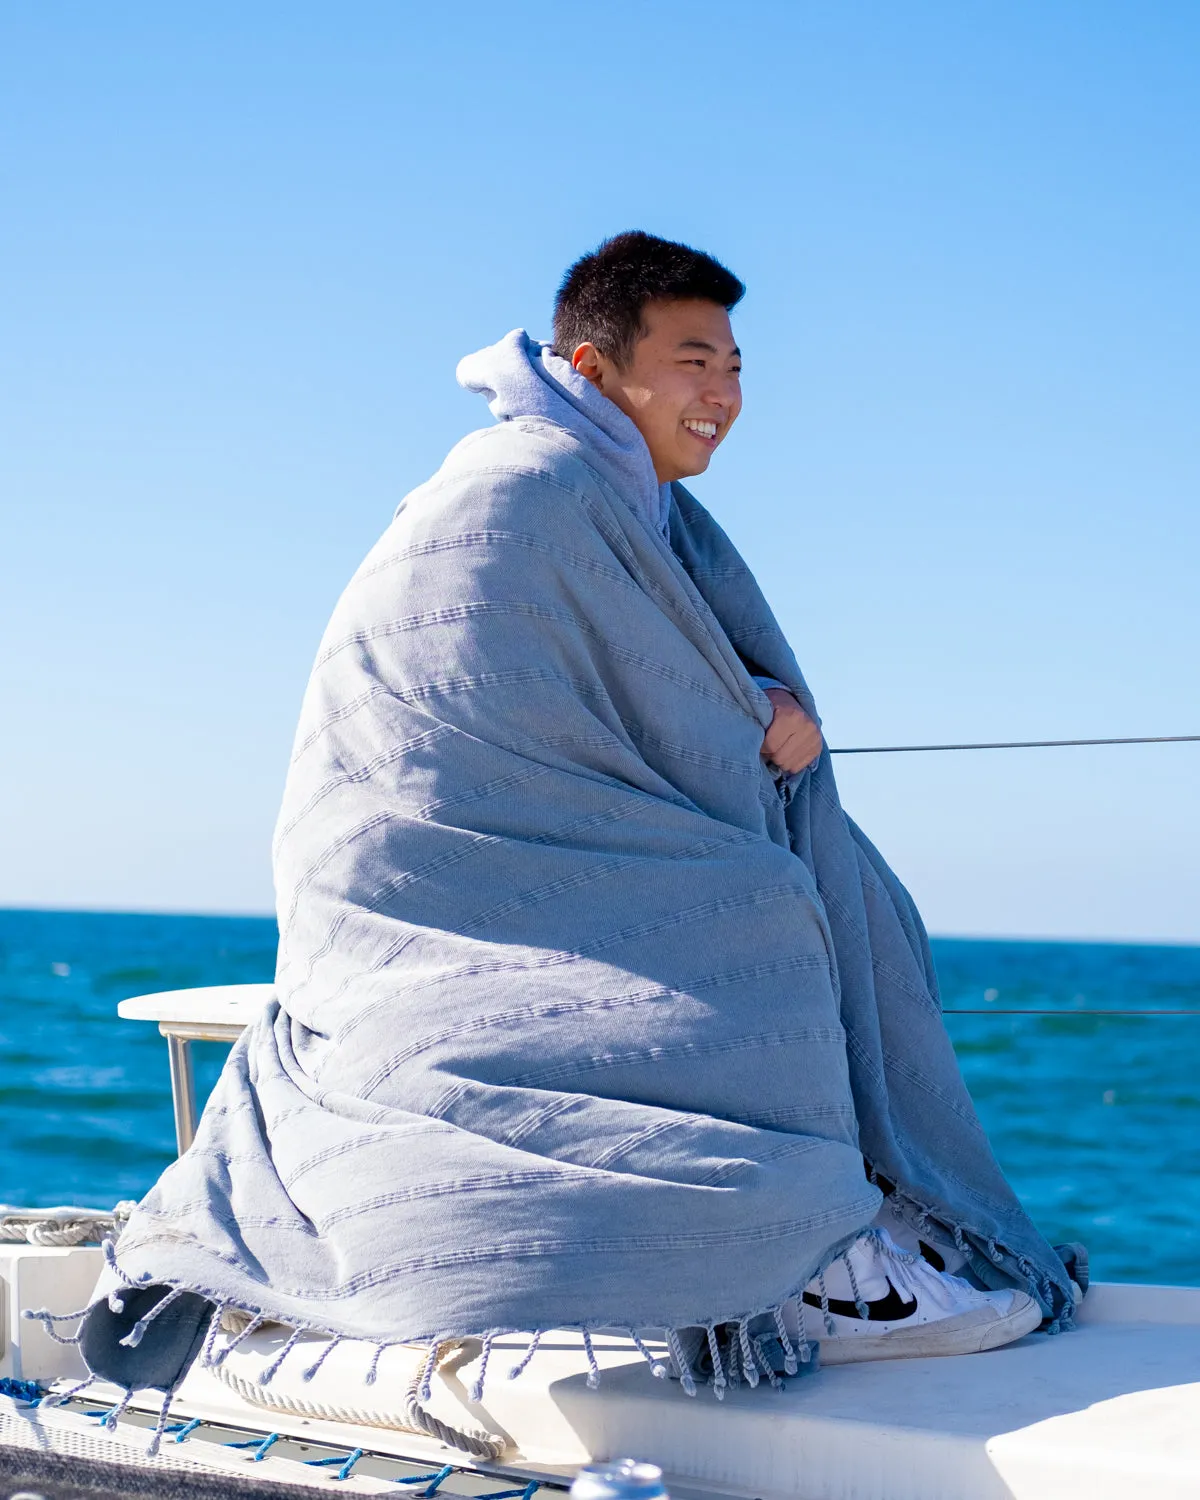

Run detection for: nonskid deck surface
[[0, 1419, 349, 1500], [0, 1389, 568, 1499], [3, 1276, 1200, 1500]]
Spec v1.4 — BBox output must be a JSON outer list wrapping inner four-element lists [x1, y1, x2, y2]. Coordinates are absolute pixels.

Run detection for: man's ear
[[571, 342, 606, 390]]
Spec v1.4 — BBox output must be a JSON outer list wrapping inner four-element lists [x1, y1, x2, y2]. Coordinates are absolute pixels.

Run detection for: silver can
[[569, 1460, 667, 1500]]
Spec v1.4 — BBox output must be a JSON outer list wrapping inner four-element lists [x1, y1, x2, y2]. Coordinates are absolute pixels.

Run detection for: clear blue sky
[[2, 2, 1197, 940]]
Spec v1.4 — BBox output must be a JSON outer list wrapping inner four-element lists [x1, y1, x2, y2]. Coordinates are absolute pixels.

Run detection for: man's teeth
[[683, 419, 718, 439]]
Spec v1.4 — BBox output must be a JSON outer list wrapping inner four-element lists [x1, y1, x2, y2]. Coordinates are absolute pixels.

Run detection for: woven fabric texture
[[98, 338, 1073, 1371]]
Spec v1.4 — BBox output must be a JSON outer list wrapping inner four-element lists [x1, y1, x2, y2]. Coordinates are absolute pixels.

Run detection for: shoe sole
[[816, 1291, 1044, 1365]]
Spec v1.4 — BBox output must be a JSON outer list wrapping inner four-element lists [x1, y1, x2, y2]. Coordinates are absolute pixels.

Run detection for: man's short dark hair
[[553, 231, 745, 369]]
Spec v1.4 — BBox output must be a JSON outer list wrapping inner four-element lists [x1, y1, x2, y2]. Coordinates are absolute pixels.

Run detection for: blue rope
[[17, 1380, 537, 1500], [0, 1377, 44, 1404], [305, 1447, 363, 1480], [392, 1465, 455, 1495], [226, 1432, 280, 1461]]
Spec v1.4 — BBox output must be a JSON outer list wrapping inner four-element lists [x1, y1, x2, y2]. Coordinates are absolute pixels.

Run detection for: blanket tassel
[[629, 1328, 667, 1379], [666, 1328, 696, 1397], [507, 1329, 543, 1380], [581, 1328, 601, 1390], [738, 1320, 759, 1389], [772, 1304, 799, 1375], [705, 1324, 726, 1400]]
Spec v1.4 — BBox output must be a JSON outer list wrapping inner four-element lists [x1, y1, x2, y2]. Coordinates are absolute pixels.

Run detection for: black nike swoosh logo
[[920, 1240, 946, 1272], [802, 1277, 918, 1322]]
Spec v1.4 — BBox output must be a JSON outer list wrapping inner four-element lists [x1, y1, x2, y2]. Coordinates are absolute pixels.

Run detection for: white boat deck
[[507, 1281, 1198, 1500], [4, 1241, 1199, 1499], [9, 988, 1190, 1496], [252, 1281, 1193, 1500]]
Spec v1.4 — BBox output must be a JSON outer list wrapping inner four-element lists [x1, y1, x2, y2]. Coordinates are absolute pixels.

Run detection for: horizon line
[[1, 904, 1197, 951]]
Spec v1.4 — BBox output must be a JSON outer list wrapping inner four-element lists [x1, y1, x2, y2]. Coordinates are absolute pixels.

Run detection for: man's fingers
[[765, 718, 816, 754], [761, 691, 823, 772], [768, 723, 816, 756], [760, 724, 788, 758], [763, 715, 805, 753], [762, 720, 823, 772], [780, 746, 821, 773]]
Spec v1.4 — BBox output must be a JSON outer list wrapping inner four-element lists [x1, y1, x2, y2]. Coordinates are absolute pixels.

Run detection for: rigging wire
[[820, 733, 1200, 1009], [829, 734, 1200, 755], [944, 1009, 1200, 1016]]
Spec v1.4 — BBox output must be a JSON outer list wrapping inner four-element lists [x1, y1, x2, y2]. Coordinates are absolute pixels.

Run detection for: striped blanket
[[80, 341, 1075, 1403]]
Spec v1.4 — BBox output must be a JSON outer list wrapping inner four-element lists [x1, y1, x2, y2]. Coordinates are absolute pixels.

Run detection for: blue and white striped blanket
[[95, 335, 1074, 1390]]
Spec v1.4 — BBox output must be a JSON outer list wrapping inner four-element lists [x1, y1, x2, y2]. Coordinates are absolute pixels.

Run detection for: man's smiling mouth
[[682, 418, 719, 442]]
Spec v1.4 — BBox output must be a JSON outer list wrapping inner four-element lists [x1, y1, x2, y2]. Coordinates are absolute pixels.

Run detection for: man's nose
[[702, 372, 740, 413]]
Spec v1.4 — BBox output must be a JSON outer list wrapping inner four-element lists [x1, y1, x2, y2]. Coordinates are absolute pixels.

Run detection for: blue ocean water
[[1, 908, 1197, 1286]]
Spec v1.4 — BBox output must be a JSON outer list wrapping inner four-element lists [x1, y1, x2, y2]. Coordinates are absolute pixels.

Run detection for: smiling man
[[82, 231, 1078, 1417], [463, 232, 824, 780], [566, 280, 743, 482], [556, 243, 822, 778]]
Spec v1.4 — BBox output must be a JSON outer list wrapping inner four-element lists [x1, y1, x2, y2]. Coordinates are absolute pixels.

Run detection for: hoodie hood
[[456, 329, 672, 541]]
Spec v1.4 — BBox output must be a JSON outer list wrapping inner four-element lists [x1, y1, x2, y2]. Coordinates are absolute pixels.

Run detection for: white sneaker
[[783, 1229, 1042, 1364]]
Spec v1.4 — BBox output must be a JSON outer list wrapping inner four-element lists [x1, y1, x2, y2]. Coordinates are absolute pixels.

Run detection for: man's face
[[571, 299, 742, 484]]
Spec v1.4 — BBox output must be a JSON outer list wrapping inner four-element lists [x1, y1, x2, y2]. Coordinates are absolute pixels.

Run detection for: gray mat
[[0, 1442, 329, 1500]]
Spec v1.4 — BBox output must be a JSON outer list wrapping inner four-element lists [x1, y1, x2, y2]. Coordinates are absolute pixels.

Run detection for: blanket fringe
[[795, 1298, 811, 1360], [119, 1285, 186, 1349], [666, 1328, 696, 1396], [365, 1338, 399, 1384], [417, 1340, 439, 1404], [815, 1269, 835, 1335], [752, 1335, 784, 1389], [199, 1300, 229, 1367], [302, 1333, 343, 1382], [737, 1320, 758, 1389], [725, 1329, 740, 1390], [704, 1324, 726, 1399], [877, 1173, 1076, 1326], [100, 1386, 134, 1431], [629, 1327, 667, 1379], [39, 1374, 95, 1409], [145, 1365, 195, 1459], [507, 1328, 543, 1380], [31, 1193, 1073, 1447], [469, 1335, 495, 1403], [580, 1328, 601, 1390], [103, 1236, 151, 1287], [772, 1304, 799, 1374], [210, 1312, 266, 1368], [259, 1327, 306, 1386]]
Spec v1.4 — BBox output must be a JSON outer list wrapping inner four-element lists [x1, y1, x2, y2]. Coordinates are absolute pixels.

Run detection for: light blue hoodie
[[457, 329, 782, 692], [456, 328, 674, 543]]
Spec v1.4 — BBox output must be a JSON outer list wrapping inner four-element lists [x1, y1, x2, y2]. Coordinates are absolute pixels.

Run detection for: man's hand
[[761, 688, 823, 774]]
